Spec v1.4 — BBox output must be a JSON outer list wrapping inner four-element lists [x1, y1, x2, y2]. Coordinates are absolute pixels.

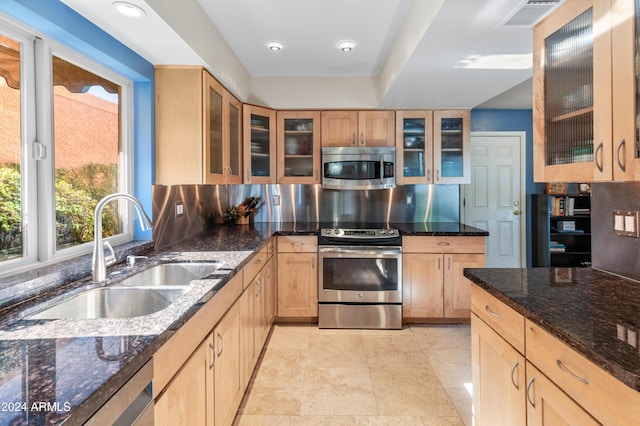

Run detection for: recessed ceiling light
[[112, 1, 146, 18], [267, 41, 284, 52], [337, 40, 356, 52]]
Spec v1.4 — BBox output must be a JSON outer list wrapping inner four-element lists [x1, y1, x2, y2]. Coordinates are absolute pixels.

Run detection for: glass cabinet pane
[[208, 87, 223, 175], [250, 113, 271, 177], [402, 118, 426, 177], [439, 117, 464, 178], [544, 8, 594, 166], [229, 102, 240, 176], [283, 118, 314, 177], [635, 0, 640, 160]]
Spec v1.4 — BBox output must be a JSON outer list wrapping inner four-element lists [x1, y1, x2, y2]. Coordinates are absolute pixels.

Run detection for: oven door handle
[[319, 246, 402, 256]]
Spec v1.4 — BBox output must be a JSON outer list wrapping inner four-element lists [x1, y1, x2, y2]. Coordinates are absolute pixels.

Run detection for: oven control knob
[[323, 229, 331, 235], [333, 229, 340, 235], [380, 230, 387, 235], [358, 293, 363, 298]]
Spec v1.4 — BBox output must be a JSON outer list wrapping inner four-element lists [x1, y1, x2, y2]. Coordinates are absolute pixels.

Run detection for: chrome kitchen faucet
[[92, 193, 153, 282]]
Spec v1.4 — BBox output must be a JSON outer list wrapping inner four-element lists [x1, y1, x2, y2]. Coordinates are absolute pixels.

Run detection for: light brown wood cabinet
[[533, 0, 622, 182], [213, 300, 243, 426], [396, 110, 470, 185], [321, 110, 395, 147], [155, 66, 242, 185], [472, 283, 640, 425], [471, 313, 526, 426], [153, 244, 276, 426], [403, 236, 485, 320], [277, 110, 321, 183], [277, 236, 318, 319], [155, 336, 213, 426], [243, 104, 276, 183], [525, 362, 598, 425]]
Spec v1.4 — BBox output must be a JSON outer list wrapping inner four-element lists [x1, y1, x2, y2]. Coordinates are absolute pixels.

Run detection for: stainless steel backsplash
[[592, 182, 640, 281], [153, 184, 460, 249]]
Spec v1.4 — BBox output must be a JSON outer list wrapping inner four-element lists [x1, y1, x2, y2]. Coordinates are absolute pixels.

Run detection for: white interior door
[[462, 132, 526, 268]]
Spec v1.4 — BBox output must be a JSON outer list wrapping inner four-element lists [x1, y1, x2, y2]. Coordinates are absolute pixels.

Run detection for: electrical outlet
[[406, 195, 413, 206], [273, 194, 280, 206], [175, 200, 184, 218]]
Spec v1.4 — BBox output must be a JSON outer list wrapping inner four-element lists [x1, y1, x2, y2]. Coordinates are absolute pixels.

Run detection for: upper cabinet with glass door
[[396, 111, 434, 184], [433, 110, 470, 184], [156, 67, 241, 185], [612, 0, 640, 180], [533, 0, 612, 182], [243, 105, 276, 183], [277, 111, 321, 183]]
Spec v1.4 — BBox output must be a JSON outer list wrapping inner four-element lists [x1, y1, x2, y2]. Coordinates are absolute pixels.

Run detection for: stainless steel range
[[318, 227, 402, 329]]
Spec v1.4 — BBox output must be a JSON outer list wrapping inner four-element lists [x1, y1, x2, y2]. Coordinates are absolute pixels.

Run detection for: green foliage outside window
[[0, 163, 119, 259]]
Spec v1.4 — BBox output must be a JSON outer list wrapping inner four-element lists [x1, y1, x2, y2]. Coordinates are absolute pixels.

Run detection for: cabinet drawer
[[243, 245, 268, 289], [526, 320, 640, 426], [153, 272, 242, 397], [277, 235, 317, 253], [471, 284, 524, 354], [403, 236, 485, 254]]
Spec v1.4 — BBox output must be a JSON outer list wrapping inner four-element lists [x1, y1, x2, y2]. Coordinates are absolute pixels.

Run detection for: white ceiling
[[60, 0, 557, 109]]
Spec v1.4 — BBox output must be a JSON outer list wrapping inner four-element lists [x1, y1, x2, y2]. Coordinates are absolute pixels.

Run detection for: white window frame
[[0, 16, 135, 277]]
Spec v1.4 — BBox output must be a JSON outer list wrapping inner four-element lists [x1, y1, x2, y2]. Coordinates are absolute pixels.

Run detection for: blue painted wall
[[0, 0, 155, 239], [470, 108, 544, 266]]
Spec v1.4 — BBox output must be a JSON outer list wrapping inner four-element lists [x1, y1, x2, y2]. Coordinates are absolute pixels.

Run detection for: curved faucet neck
[[92, 193, 152, 282]]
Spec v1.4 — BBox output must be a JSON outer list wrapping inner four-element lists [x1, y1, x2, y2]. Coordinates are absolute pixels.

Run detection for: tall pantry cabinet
[[155, 66, 242, 185]]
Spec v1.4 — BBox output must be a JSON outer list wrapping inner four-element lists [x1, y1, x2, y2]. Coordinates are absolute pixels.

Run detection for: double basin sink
[[25, 262, 223, 320]]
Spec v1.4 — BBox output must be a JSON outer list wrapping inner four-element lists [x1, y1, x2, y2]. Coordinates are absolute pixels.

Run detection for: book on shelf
[[549, 195, 590, 216], [550, 240, 566, 253]]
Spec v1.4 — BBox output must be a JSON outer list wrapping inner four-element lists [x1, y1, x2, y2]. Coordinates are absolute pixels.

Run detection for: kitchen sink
[[23, 261, 223, 320], [25, 286, 189, 320], [115, 262, 223, 287]]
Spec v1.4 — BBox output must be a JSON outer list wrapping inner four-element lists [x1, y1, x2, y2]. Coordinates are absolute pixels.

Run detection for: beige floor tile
[[301, 366, 378, 416], [237, 324, 472, 425], [370, 367, 458, 417], [443, 386, 474, 426], [268, 324, 312, 350], [411, 325, 471, 353], [420, 417, 465, 426], [235, 415, 426, 426], [252, 348, 307, 388], [306, 334, 368, 367], [239, 386, 302, 415]]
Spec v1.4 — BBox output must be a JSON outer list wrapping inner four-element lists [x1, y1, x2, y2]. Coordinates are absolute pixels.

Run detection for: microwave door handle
[[379, 155, 384, 184]]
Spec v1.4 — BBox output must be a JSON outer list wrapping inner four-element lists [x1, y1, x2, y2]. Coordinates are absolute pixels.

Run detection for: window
[[0, 21, 134, 275]]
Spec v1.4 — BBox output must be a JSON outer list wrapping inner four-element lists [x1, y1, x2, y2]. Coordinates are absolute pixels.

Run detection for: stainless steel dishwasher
[[85, 360, 153, 425]]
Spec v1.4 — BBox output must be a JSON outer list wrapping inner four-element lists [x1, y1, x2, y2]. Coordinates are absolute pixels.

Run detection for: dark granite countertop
[[0, 221, 485, 424], [464, 267, 640, 392]]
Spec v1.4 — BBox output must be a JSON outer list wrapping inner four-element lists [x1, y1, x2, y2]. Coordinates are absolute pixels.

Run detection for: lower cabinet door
[[444, 253, 485, 318], [155, 335, 214, 426], [525, 362, 599, 426], [277, 252, 318, 317], [214, 300, 243, 426], [403, 253, 444, 318], [471, 313, 526, 426]]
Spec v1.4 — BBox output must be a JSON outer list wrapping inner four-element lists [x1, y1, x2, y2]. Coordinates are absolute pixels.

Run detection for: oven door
[[318, 246, 402, 304]]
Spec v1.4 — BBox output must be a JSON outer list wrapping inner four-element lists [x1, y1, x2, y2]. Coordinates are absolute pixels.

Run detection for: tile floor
[[234, 323, 473, 426]]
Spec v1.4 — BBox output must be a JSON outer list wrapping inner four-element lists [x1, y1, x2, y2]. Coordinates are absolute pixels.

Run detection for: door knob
[[513, 210, 521, 216]]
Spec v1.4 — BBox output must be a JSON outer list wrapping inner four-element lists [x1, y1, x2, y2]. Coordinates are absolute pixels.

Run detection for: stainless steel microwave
[[321, 147, 396, 190]]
